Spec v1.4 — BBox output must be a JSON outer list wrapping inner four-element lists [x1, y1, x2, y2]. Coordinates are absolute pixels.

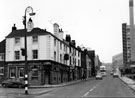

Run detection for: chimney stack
[[12, 24, 17, 31], [53, 23, 59, 37], [71, 40, 76, 46], [65, 34, 71, 42], [129, 0, 135, 61]]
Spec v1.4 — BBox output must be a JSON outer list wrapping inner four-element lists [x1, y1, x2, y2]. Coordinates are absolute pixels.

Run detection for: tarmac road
[[37, 75, 135, 98]]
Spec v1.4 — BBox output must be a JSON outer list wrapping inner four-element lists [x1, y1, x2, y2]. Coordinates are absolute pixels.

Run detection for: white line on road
[[89, 88, 94, 92], [83, 92, 89, 97], [93, 86, 96, 89], [83, 85, 97, 97]]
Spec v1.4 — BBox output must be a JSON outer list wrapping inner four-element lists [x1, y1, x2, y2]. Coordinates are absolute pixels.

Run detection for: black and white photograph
[[0, 0, 135, 98]]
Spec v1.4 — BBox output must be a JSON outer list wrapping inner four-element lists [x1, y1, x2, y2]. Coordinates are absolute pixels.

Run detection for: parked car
[[113, 72, 119, 78], [96, 73, 102, 80], [110, 71, 113, 75], [2, 78, 26, 88]]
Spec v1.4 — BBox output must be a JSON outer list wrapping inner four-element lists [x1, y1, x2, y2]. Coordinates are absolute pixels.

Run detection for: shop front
[[6, 60, 70, 85]]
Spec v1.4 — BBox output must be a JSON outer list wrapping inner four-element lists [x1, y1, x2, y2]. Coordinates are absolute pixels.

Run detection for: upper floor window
[[74, 49, 76, 55], [65, 46, 67, 52], [54, 38, 57, 46], [60, 42, 62, 50], [54, 51, 56, 61], [32, 50, 38, 59], [64, 45, 65, 51], [60, 54, 62, 63], [14, 51, 20, 60], [0, 53, 4, 61], [78, 60, 80, 66], [15, 38, 20, 45], [32, 36, 38, 43]]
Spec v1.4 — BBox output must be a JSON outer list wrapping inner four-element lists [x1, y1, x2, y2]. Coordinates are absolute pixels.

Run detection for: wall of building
[[112, 53, 123, 71]]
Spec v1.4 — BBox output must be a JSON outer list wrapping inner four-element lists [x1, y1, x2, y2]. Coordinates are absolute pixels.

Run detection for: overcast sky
[[0, 0, 130, 63]]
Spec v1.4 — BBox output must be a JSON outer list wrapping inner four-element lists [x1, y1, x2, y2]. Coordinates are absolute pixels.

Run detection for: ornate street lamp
[[23, 6, 36, 94]]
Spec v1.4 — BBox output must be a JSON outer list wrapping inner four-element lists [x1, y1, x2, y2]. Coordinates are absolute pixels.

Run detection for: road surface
[[37, 75, 135, 98], [0, 75, 135, 98]]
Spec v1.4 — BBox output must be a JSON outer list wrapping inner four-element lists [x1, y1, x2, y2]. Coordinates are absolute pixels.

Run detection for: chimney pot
[[12, 24, 17, 31]]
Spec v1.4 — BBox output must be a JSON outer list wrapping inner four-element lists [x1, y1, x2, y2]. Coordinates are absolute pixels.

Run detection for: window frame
[[19, 67, 24, 78], [15, 37, 20, 45], [14, 51, 20, 60], [54, 38, 57, 46], [60, 42, 62, 50], [54, 51, 56, 61], [10, 67, 16, 78], [32, 50, 38, 59], [32, 36, 38, 43]]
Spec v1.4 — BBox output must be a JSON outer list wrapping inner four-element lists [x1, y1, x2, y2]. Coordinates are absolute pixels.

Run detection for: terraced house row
[[0, 18, 101, 85]]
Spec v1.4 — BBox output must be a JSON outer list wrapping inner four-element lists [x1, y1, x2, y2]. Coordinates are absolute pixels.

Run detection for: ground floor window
[[0, 67, 4, 75], [19, 67, 24, 78], [32, 68, 38, 80], [10, 67, 16, 78]]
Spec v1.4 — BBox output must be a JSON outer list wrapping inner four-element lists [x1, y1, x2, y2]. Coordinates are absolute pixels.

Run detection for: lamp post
[[23, 6, 35, 94]]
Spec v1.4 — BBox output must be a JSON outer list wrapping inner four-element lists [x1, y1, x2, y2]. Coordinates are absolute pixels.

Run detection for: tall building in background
[[129, 0, 135, 61], [122, 0, 135, 67], [122, 23, 131, 66]]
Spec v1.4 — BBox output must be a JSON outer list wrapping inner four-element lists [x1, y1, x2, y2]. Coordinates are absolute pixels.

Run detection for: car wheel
[[2, 84, 7, 88]]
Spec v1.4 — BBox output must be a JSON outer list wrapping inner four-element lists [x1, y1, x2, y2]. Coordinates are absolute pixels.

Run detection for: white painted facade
[[6, 34, 70, 65], [5, 21, 72, 67]]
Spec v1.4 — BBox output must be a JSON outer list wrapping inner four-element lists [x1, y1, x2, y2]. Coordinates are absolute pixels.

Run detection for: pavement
[[119, 76, 135, 92], [29, 79, 83, 88]]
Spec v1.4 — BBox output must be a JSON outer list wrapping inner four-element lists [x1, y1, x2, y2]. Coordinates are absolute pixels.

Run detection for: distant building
[[94, 55, 101, 72], [129, 0, 135, 61], [122, 23, 135, 66], [122, 23, 131, 66], [112, 53, 123, 71], [81, 49, 92, 79], [87, 50, 96, 76], [65, 35, 82, 81], [122, 0, 135, 67]]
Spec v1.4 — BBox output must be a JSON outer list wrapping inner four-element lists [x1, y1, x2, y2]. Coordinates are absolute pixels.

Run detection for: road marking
[[83, 85, 97, 97], [89, 88, 94, 92], [83, 81, 102, 97], [83, 92, 89, 97]]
